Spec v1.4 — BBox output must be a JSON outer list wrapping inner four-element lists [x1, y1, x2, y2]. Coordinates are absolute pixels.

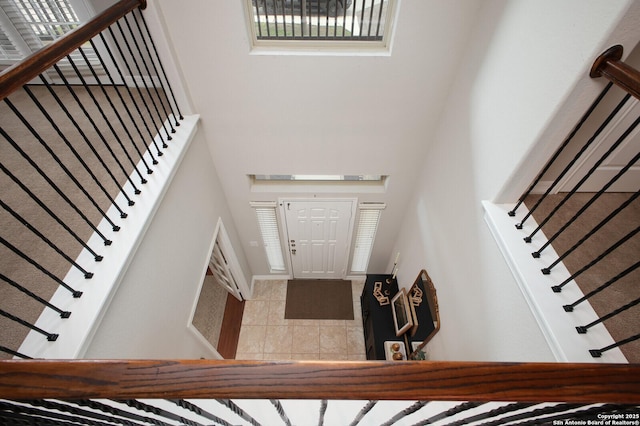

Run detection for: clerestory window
[[245, 0, 398, 53]]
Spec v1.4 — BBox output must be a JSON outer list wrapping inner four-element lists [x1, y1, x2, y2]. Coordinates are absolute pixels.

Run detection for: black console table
[[361, 274, 435, 360]]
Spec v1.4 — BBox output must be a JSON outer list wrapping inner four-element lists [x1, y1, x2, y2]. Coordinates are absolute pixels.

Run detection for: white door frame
[[208, 218, 250, 300], [279, 198, 357, 279]]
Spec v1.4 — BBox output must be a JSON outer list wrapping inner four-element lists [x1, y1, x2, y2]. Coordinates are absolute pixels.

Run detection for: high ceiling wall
[[150, 0, 482, 276]]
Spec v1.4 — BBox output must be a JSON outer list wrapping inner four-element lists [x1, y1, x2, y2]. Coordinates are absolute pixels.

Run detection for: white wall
[[84, 128, 244, 358], [391, 0, 639, 362], [152, 0, 482, 276]]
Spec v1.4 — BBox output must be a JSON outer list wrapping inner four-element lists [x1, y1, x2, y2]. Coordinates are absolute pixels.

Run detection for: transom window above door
[[244, 0, 398, 54]]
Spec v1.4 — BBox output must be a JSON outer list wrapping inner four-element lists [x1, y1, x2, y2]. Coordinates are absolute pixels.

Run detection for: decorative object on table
[[391, 288, 413, 336], [386, 252, 400, 284], [373, 281, 389, 306], [411, 341, 427, 360], [384, 340, 406, 361], [407, 269, 440, 360], [410, 285, 423, 306]]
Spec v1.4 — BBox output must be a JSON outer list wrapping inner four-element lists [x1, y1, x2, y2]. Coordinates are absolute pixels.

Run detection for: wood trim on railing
[[591, 44, 640, 100], [0, 0, 146, 101], [0, 360, 639, 403]]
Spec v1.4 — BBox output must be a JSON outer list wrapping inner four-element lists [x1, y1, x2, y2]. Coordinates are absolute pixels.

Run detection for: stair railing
[[0, 359, 638, 424], [0, 0, 184, 359], [508, 45, 640, 360]]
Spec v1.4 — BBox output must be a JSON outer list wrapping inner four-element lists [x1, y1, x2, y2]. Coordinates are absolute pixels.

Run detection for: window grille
[[351, 203, 384, 273], [247, 0, 395, 45], [0, 0, 103, 77], [252, 202, 286, 272]]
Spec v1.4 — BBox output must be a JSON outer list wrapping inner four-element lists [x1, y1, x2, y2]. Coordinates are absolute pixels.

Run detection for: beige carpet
[[191, 275, 228, 350], [525, 193, 640, 362], [0, 84, 171, 357]]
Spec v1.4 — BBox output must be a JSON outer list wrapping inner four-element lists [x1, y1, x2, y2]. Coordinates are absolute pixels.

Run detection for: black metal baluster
[[111, 23, 168, 151], [533, 150, 640, 255], [116, 400, 205, 426], [78, 45, 150, 182], [412, 402, 484, 426], [433, 402, 537, 426], [524, 111, 640, 242], [129, 13, 178, 132], [64, 53, 142, 196], [217, 399, 262, 426], [170, 400, 234, 426], [0, 127, 115, 242], [517, 92, 629, 231], [75, 399, 176, 426], [508, 83, 613, 217], [476, 404, 603, 426], [0, 161, 111, 249], [0, 236, 82, 298], [270, 399, 292, 426], [541, 191, 640, 272], [52, 63, 137, 208], [380, 401, 428, 426], [0, 309, 58, 341], [551, 226, 640, 293], [13, 399, 151, 426], [1, 273, 71, 318], [37, 76, 130, 220], [100, 31, 161, 162], [564, 260, 640, 312], [1, 200, 93, 278], [590, 333, 640, 358], [0, 346, 32, 359], [121, 16, 173, 143], [22, 84, 123, 231], [136, 8, 184, 122], [349, 401, 377, 426], [576, 297, 640, 334]]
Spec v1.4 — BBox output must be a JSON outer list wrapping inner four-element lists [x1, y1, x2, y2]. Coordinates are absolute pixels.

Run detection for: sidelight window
[[252, 202, 286, 272], [351, 203, 385, 273]]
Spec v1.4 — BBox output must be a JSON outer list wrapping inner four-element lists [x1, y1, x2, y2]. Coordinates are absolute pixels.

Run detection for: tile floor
[[235, 279, 367, 360]]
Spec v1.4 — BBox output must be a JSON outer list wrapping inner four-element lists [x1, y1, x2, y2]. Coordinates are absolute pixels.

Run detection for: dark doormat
[[284, 279, 354, 320]]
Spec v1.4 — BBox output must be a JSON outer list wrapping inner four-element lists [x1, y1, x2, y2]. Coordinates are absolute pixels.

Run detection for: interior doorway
[[281, 199, 356, 279], [189, 219, 249, 356], [208, 219, 249, 301]]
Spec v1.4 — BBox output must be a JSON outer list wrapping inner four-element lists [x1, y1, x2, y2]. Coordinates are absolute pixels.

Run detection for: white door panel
[[283, 200, 354, 279]]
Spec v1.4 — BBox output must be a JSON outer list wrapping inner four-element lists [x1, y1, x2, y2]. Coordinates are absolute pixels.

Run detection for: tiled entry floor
[[235, 279, 366, 360]]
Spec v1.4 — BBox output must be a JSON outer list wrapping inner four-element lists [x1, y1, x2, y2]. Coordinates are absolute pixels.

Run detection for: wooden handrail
[[591, 44, 640, 100], [0, 0, 145, 101], [0, 359, 639, 403]]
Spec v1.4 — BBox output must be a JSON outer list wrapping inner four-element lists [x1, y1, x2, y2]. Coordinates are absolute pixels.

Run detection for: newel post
[[590, 45, 640, 100]]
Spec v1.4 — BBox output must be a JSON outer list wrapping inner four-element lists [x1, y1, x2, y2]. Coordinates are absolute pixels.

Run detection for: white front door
[[283, 199, 355, 279]]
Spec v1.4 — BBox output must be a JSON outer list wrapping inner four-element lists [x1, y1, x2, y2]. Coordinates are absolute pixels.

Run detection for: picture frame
[[391, 288, 413, 337]]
